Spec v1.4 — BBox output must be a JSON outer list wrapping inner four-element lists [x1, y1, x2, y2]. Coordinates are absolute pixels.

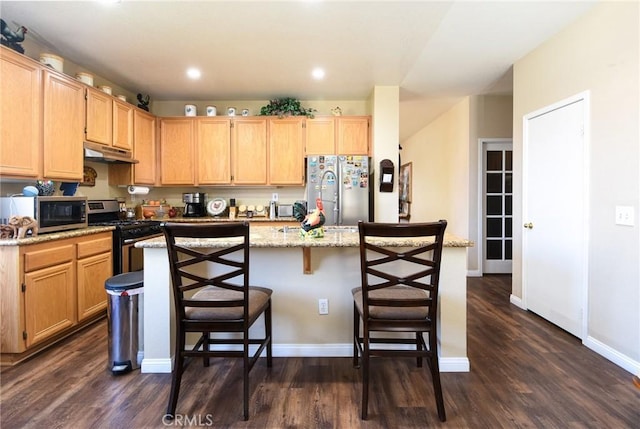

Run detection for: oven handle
[[122, 233, 162, 245]]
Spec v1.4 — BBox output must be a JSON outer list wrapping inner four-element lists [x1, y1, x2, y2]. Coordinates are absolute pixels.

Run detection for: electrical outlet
[[272, 193, 279, 202], [615, 206, 635, 226], [318, 298, 329, 315]]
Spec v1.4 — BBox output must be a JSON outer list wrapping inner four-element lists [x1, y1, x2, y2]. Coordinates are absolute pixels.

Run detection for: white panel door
[[523, 96, 588, 338]]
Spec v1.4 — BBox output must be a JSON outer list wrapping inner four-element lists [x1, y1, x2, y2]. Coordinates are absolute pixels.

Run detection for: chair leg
[[166, 328, 186, 418], [415, 332, 423, 368], [353, 303, 360, 368], [243, 341, 250, 421], [429, 335, 446, 422], [361, 331, 369, 420], [203, 332, 210, 367], [265, 300, 273, 368]]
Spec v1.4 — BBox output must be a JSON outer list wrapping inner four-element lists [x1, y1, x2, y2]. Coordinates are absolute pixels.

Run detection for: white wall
[[370, 86, 400, 222], [401, 98, 471, 238], [513, 2, 639, 368]]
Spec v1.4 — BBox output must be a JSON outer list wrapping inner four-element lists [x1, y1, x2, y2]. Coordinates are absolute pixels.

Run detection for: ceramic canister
[[206, 105, 217, 116], [40, 53, 64, 73], [117, 95, 127, 102], [76, 72, 94, 86], [227, 107, 236, 116], [185, 104, 197, 116], [99, 85, 112, 95]]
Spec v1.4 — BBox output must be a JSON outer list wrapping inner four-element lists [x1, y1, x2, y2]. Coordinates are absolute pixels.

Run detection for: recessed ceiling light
[[187, 68, 201, 79], [312, 68, 325, 80]]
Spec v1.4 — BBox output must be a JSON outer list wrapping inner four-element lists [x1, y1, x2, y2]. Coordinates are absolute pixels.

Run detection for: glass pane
[[487, 196, 502, 215], [487, 240, 502, 260], [487, 151, 502, 171], [505, 173, 512, 193], [505, 217, 512, 237], [487, 218, 502, 237], [505, 240, 512, 260], [505, 196, 512, 215], [487, 173, 502, 193], [505, 151, 512, 171]]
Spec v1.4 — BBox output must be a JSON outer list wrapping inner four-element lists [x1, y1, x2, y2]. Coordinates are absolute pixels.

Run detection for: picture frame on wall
[[399, 162, 412, 203]]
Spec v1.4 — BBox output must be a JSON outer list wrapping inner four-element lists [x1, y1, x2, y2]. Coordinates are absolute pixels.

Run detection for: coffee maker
[[182, 193, 206, 217]]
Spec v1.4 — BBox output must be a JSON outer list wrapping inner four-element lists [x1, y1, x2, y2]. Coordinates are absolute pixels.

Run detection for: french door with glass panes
[[483, 142, 513, 273]]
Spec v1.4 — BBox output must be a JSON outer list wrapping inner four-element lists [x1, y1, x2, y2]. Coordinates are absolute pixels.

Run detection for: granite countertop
[[0, 226, 115, 246], [162, 216, 297, 223], [136, 225, 474, 249]]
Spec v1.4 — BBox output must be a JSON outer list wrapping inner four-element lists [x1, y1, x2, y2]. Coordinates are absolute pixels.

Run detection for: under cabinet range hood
[[83, 142, 139, 164]]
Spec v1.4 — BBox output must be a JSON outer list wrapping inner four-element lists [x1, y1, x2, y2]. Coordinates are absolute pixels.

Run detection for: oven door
[[120, 234, 162, 274]]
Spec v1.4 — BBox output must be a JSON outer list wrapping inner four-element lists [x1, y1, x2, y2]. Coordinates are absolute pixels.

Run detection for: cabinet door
[[43, 70, 84, 180], [85, 87, 113, 146], [337, 116, 370, 155], [232, 118, 267, 185], [305, 117, 336, 155], [112, 99, 133, 151], [0, 47, 41, 178], [133, 109, 157, 184], [269, 117, 304, 185], [197, 118, 231, 185], [160, 118, 195, 185], [24, 262, 75, 347], [77, 252, 111, 321]]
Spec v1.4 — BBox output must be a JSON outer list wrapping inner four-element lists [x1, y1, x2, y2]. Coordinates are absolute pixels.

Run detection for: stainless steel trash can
[[105, 271, 143, 375]]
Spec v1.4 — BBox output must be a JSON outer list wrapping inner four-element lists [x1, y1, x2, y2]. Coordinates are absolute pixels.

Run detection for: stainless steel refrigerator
[[306, 155, 370, 226]]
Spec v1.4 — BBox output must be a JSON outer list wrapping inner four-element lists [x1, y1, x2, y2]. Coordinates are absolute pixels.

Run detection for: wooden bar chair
[[352, 220, 447, 421], [162, 222, 272, 421]]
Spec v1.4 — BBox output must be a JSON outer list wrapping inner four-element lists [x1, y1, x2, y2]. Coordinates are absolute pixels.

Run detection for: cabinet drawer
[[77, 236, 112, 259], [23, 244, 74, 272]]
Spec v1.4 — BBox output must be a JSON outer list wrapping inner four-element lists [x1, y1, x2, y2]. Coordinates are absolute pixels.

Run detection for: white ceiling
[[1, 0, 597, 141]]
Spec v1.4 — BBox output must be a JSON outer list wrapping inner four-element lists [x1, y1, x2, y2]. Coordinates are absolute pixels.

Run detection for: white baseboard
[[509, 294, 526, 309], [141, 357, 173, 373], [583, 336, 640, 375], [141, 344, 470, 373], [467, 269, 482, 277]]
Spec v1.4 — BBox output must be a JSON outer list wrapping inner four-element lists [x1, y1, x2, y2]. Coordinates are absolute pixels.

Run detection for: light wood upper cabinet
[[112, 99, 134, 151], [197, 117, 232, 185], [232, 118, 268, 185], [269, 117, 304, 185], [85, 87, 112, 146], [0, 47, 42, 178], [132, 109, 156, 184], [337, 116, 370, 155], [305, 116, 336, 155], [159, 118, 195, 185], [43, 70, 84, 181]]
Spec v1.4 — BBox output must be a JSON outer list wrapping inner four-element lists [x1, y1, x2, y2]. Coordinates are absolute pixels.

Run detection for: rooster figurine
[[300, 197, 326, 237], [1, 19, 27, 54]]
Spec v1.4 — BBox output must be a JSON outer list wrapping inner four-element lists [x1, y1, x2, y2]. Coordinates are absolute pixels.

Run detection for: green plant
[[259, 97, 316, 118]]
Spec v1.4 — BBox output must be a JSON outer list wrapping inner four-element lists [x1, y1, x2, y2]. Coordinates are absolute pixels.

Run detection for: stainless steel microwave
[[0, 196, 88, 234]]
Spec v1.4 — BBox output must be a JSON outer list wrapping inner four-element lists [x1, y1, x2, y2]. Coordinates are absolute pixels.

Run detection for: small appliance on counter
[[182, 193, 206, 217]]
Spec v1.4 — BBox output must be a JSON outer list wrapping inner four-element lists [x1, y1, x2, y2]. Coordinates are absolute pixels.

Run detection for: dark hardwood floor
[[1, 275, 638, 428]]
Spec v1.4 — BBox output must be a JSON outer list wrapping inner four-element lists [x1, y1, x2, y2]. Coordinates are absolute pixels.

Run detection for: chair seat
[[352, 285, 429, 320], [186, 286, 273, 320]]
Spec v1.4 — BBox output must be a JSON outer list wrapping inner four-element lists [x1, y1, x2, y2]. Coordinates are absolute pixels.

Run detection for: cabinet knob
[[524, 222, 534, 229]]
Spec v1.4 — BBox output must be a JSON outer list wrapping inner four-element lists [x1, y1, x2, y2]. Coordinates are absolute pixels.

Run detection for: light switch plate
[[615, 206, 635, 226], [272, 193, 278, 202]]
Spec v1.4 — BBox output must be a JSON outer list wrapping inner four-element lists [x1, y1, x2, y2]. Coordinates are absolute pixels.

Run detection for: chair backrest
[[162, 222, 250, 321], [357, 220, 447, 322]]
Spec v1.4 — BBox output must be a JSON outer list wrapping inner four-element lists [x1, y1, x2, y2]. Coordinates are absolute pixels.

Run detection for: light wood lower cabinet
[[0, 232, 113, 362]]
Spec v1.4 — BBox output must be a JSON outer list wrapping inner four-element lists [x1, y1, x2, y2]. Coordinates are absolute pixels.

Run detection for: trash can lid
[[105, 271, 144, 291]]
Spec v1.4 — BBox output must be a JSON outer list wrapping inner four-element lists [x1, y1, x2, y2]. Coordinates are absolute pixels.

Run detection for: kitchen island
[[137, 225, 473, 373]]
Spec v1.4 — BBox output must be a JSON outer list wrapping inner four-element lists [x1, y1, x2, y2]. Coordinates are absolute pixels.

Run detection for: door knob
[[524, 222, 534, 229]]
